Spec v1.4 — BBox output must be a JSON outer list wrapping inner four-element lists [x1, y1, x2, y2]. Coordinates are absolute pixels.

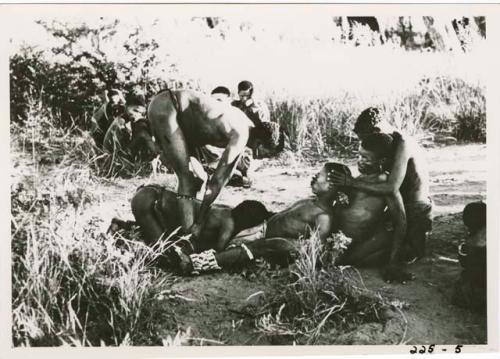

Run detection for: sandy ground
[[11, 143, 487, 345]]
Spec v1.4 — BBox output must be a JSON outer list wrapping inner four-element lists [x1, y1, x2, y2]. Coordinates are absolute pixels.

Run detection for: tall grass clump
[[11, 95, 154, 179], [11, 100, 179, 346], [255, 231, 399, 345], [11, 158, 180, 346], [268, 75, 485, 156]]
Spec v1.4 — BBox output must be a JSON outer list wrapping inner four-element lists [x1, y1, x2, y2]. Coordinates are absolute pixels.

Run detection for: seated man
[[89, 88, 127, 148], [231, 80, 270, 126], [102, 88, 149, 158], [332, 107, 432, 263], [452, 201, 486, 313]]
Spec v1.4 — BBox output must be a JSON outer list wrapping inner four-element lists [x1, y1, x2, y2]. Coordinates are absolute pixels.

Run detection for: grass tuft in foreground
[[255, 231, 401, 345]]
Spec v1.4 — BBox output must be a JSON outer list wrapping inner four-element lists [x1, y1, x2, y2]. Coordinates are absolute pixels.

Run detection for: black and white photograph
[[2, 3, 499, 357]]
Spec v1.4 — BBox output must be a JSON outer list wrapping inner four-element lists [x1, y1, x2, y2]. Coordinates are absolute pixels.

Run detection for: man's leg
[[404, 200, 433, 261], [337, 226, 391, 267], [149, 100, 198, 231], [175, 238, 298, 275]]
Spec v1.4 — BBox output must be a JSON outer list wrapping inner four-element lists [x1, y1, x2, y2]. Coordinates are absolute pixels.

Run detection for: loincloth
[[229, 221, 267, 246]]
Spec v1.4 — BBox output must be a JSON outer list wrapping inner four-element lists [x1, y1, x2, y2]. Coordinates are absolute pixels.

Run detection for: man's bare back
[[148, 89, 282, 239]]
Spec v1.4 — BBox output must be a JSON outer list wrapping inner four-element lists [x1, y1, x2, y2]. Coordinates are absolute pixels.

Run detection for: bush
[[11, 158, 177, 346], [255, 232, 398, 345]]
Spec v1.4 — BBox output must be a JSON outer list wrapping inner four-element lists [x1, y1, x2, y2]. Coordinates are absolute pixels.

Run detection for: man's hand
[[383, 264, 415, 284], [329, 171, 354, 188]]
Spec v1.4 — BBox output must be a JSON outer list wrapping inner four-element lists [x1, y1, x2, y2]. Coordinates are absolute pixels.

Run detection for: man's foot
[[167, 245, 194, 275]]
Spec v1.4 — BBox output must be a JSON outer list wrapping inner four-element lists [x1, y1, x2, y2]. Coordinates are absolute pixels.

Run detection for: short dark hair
[[361, 133, 394, 159], [211, 86, 231, 97], [354, 107, 383, 134], [238, 80, 253, 94], [107, 88, 125, 102], [232, 200, 273, 233], [463, 201, 486, 232]]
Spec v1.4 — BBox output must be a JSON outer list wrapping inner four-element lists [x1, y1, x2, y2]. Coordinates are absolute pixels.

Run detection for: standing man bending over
[[332, 107, 432, 262], [148, 89, 284, 239]]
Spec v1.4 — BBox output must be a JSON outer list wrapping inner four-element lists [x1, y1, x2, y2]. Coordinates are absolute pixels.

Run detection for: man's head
[[124, 89, 147, 123], [353, 107, 392, 141], [249, 122, 284, 158], [106, 88, 126, 117], [463, 201, 486, 234], [358, 133, 394, 175], [211, 86, 231, 103], [237, 80, 254, 102], [311, 162, 351, 195], [232, 200, 274, 233]]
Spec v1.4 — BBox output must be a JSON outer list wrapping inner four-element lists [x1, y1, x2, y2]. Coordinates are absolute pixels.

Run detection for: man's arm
[[315, 213, 332, 241], [333, 139, 411, 195], [194, 130, 249, 231], [385, 191, 406, 265], [384, 191, 413, 283]]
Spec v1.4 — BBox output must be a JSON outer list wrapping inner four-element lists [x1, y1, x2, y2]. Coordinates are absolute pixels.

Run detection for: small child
[[452, 201, 486, 313]]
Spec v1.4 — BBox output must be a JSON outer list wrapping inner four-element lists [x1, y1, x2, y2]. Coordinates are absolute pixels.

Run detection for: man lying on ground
[[112, 134, 409, 281], [331, 107, 432, 262], [452, 201, 486, 313], [205, 133, 410, 281]]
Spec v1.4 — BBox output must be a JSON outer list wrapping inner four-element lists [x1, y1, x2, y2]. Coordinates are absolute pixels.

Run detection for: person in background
[[452, 201, 486, 313], [89, 88, 127, 148], [210, 86, 232, 104], [232, 80, 270, 126]]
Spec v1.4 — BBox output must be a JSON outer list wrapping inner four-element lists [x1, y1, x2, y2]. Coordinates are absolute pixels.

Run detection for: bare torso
[[151, 90, 254, 149], [336, 173, 388, 243], [265, 198, 331, 239]]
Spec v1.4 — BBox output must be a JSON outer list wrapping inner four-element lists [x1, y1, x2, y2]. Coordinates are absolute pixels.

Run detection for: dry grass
[[269, 76, 485, 157], [10, 101, 180, 346], [255, 231, 396, 345]]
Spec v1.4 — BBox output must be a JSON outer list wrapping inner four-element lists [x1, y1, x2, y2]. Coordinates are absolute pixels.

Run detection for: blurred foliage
[[10, 18, 486, 158]]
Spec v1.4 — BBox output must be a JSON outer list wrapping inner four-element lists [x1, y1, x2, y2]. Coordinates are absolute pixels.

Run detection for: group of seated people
[[89, 81, 272, 188], [103, 89, 486, 313]]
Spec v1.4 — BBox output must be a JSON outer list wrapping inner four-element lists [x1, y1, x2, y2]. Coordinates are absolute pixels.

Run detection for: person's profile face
[[357, 146, 382, 174], [311, 166, 330, 194]]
